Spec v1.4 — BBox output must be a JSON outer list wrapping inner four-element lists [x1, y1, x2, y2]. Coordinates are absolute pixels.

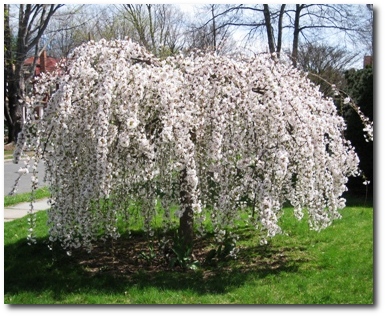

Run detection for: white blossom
[[13, 38, 371, 252], [18, 167, 29, 175]]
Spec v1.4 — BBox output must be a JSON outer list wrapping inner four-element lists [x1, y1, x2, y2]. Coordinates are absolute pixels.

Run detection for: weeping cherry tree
[[14, 39, 372, 258]]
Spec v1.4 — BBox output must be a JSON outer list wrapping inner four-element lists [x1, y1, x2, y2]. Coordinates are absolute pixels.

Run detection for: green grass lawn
[[4, 146, 34, 160], [4, 186, 51, 207], [4, 149, 14, 159], [4, 203, 373, 304]]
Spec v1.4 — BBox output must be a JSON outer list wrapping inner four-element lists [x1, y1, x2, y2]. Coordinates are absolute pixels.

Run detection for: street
[[4, 159, 47, 196]]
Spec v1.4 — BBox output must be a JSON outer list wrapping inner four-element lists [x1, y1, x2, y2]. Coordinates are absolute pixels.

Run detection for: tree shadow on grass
[[4, 231, 307, 302]]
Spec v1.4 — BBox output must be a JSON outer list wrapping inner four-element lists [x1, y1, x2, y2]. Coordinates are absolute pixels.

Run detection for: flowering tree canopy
[[15, 39, 369, 254]]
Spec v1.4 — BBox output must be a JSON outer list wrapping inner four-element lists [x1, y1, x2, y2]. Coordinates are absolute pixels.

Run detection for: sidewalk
[[4, 198, 50, 222]]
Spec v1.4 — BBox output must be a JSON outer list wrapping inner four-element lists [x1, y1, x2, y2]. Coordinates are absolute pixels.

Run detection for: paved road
[[4, 159, 47, 196]]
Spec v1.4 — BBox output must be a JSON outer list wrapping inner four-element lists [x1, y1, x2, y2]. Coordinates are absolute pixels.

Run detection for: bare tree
[[120, 4, 184, 57], [184, 4, 238, 54], [358, 4, 374, 59], [296, 43, 360, 95], [4, 4, 64, 143], [199, 4, 371, 66], [43, 5, 101, 58], [192, 4, 285, 55], [287, 4, 370, 67], [154, 4, 185, 56]]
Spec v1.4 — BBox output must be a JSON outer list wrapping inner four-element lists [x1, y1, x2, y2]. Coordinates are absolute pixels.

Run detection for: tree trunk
[[146, 4, 156, 54], [211, 5, 217, 51], [5, 25, 24, 143], [291, 4, 303, 67], [4, 4, 15, 143], [179, 168, 194, 250], [12, 61, 26, 143], [276, 4, 286, 58], [263, 4, 275, 54]]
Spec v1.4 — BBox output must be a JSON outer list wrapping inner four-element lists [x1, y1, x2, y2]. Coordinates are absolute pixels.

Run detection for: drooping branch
[[14, 39, 368, 256]]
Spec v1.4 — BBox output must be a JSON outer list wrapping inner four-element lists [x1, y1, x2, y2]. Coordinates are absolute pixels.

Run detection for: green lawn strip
[[4, 151, 13, 159], [4, 149, 35, 160], [4, 187, 51, 207], [4, 206, 373, 304]]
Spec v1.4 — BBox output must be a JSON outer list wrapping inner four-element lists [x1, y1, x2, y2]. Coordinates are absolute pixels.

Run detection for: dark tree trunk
[[276, 4, 286, 58], [4, 85, 16, 144], [263, 4, 275, 54], [179, 168, 194, 250], [4, 81, 15, 143], [292, 4, 303, 67], [211, 5, 217, 51], [4, 4, 15, 143], [11, 61, 26, 143]]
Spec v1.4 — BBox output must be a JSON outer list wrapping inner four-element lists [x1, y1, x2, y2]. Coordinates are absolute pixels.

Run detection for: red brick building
[[23, 51, 60, 121]]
